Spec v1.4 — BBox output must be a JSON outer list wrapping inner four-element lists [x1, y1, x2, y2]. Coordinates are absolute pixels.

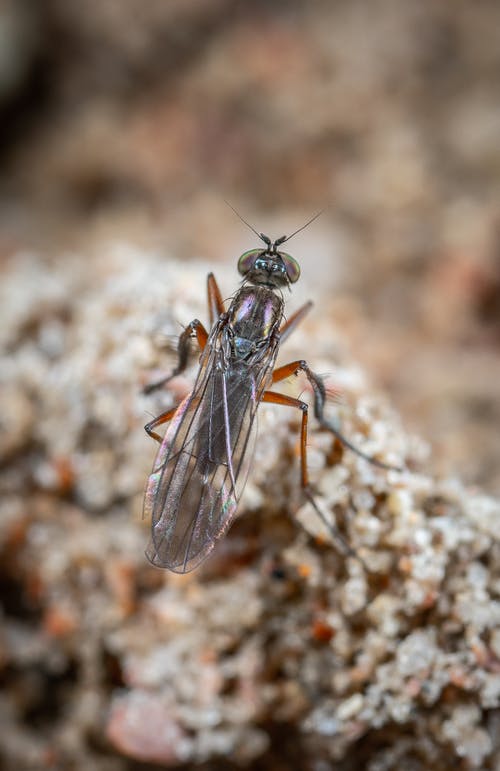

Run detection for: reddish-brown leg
[[144, 405, 178, 443], [144, 274, 225, 440], [143, 319, 209, 394], [262, 391, 310, 487], [279, 301, 313, 344], [271, 359, 400, 471], [207, 272, 225, 325], [144, 273, 224, 395], [261, 389, 359, 560]]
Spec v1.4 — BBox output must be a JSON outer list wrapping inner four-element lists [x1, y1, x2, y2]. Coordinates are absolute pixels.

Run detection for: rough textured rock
[[1, 245, 499, 770]]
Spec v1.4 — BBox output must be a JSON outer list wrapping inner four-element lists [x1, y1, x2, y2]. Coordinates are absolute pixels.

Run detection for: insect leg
[[262, 390, 359, 560], [262, 392, 309, 486], [271, 360, 401, 471], [207, 273, 225, 325], [144, 406, 178, 443], [143, 319, 209, 395], [279, 301, 313, 344]]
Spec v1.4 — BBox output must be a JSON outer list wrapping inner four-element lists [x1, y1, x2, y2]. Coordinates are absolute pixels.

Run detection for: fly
[[144, 212, 399, 573]]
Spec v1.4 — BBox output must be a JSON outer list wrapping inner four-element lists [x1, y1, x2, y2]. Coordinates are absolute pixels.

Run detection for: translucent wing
[[144, 328, 278, 573]]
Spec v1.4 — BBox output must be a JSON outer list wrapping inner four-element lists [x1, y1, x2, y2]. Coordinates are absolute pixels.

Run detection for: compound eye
[[279, 252, 301, 283], [238, 249, 262, 276]]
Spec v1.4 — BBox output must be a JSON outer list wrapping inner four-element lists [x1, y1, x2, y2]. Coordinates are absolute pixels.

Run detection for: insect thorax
[[228, 285, 283, 359]]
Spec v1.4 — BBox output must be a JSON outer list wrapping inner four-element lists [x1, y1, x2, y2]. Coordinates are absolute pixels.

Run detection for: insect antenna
[[226, 201, 323, 250], [278, 209, 324, 246], [224, 200, 270, 246]]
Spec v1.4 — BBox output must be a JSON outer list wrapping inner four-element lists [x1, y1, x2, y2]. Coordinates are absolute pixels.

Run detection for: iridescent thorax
[[228, 286, 283, 360]]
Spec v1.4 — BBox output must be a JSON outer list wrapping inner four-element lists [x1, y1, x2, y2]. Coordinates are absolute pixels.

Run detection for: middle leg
[[262, 389, 362, 560], [271, 360, 401, 471]]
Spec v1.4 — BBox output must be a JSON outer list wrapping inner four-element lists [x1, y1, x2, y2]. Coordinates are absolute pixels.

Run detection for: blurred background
[[1, 0, 499, 491], [1, 1, 500, 769]]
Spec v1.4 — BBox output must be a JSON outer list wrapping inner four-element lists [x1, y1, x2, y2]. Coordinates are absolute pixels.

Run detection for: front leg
[[144, 273, 225, 395], [143, 319, 209, 395], [207, 273, 226, 325]]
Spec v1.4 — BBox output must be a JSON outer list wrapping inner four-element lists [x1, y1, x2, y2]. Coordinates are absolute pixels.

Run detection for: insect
[[144, 212, 397, 573]]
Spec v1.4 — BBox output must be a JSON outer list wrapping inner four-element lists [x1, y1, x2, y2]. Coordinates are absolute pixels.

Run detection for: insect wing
[[144, 340, 275, 573]]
